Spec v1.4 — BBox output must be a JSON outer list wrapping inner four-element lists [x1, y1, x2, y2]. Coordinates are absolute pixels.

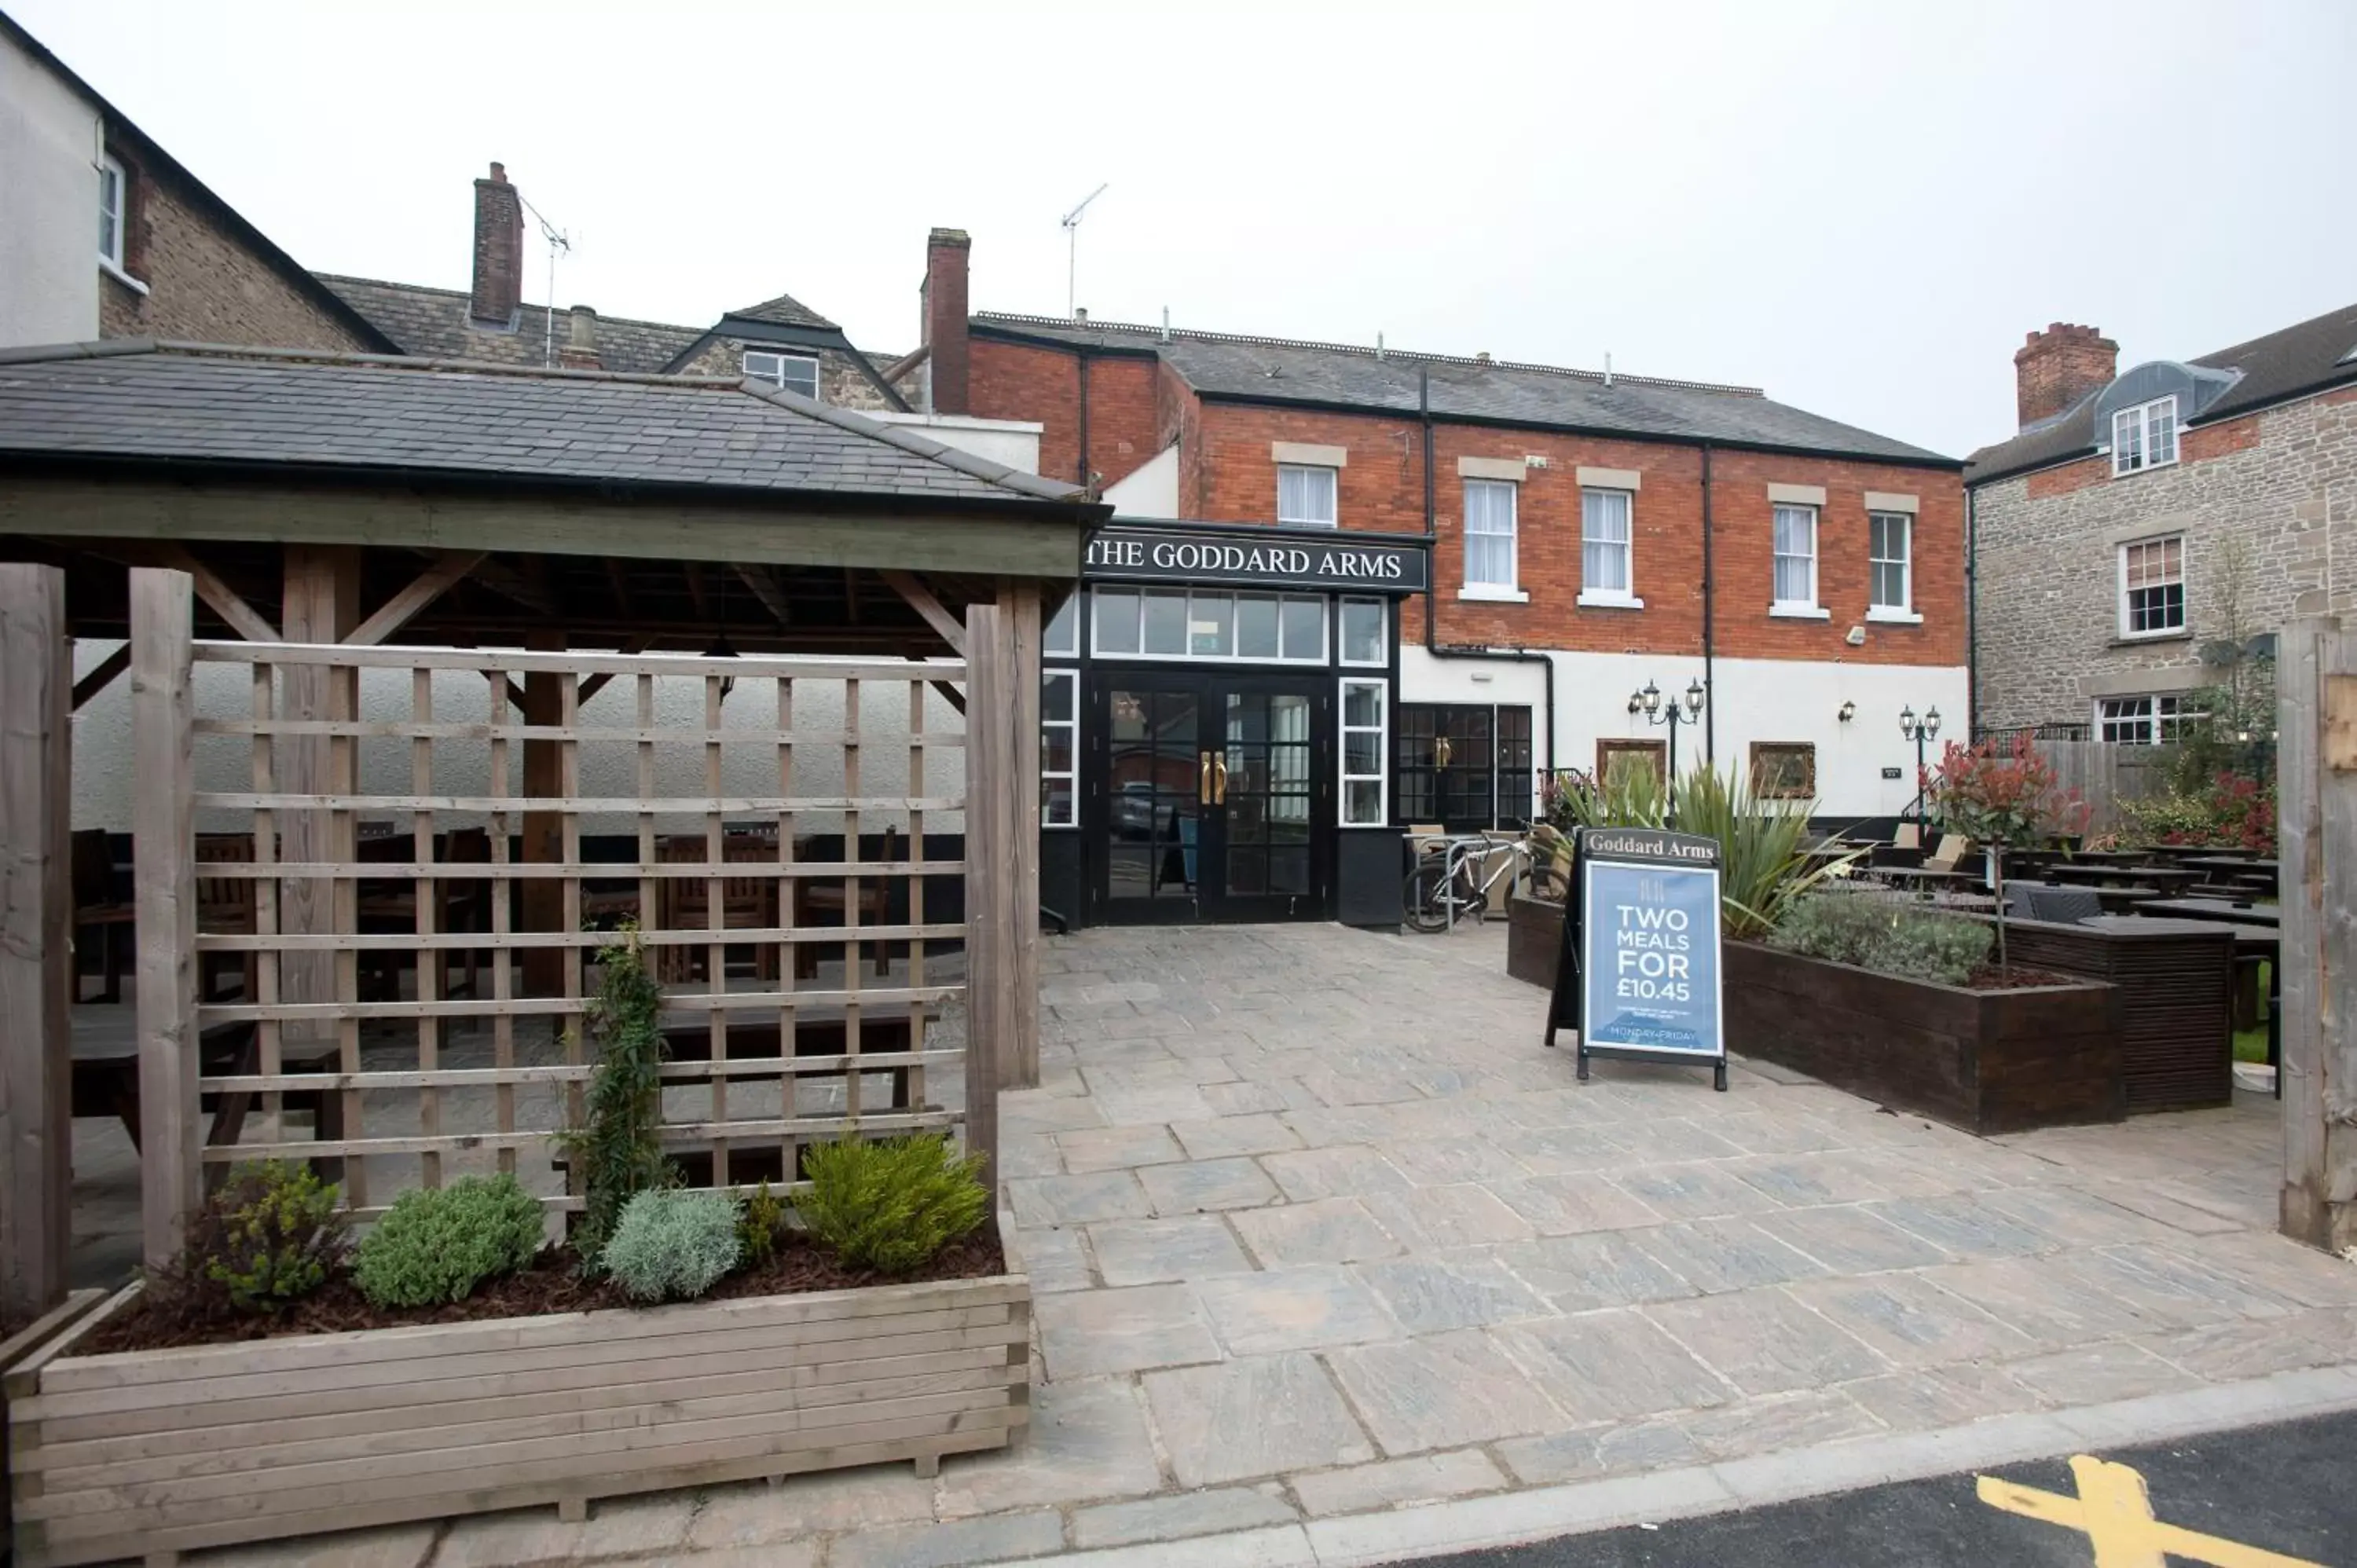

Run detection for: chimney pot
[[558, 304, 601, 370], [470, 162, 525, 328], [2012, 321, 2118, 430], [921, 226, 972, 416], [1074, 307, 1087, 323]]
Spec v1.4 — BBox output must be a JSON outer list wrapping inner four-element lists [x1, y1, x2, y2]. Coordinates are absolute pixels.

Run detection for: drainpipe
[[1076, 348, 1092, 489], [1414, 366, 1559, 801], [1700, 442, 1716, 764], [1965, 483, 1979, 739]]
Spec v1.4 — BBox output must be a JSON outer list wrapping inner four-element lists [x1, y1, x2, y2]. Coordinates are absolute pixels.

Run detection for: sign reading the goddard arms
[[1083, 526, 1431, 595]]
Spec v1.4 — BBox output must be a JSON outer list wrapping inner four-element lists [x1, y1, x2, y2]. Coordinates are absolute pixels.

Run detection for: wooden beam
[[344, 551, 488, 647], [115, 544, 279, 643], [467, 556, 557, 617], [731, 562, 794, 628], [279, 546, 359, 1057], [1004, 582, 1042, 1090], [881, 570, 966, 655], [2281, 617, 2355, 1252], [962, 602, 1007, 1189], [576, 636, 654, 706], [130, 567, 199, 1270], [2, 474, 1095, 580], [71, 642, 132, 711], [0, 564, 71, 1318]]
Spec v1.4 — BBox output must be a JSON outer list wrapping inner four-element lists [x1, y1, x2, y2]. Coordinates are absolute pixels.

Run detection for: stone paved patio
[[161, 920, 2357, 1567]]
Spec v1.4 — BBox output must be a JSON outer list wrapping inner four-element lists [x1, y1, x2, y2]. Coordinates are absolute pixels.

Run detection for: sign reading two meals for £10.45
[[1570, 827, 1726, 1088]]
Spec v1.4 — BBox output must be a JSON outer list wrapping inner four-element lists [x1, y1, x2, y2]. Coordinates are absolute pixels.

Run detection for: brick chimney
[[470, 162, 525, 328], [921, 227, 971, 415], [2014, 322, 2117, 429], [558, 304, 600, 371]]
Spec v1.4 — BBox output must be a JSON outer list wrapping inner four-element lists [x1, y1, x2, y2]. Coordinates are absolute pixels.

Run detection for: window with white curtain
[[1868, 511, 1912, 610], [99, 155, 126, 269], [1277, 464, 1338, 526], [1340, 678, 1388, 826], [744, 350, 820, 400], [1464, 479, 1519, 591], [1581, 488, 1633, 599], [1338, 598, 1386, 665], [1041, 672, 1078, 826], [2111, 397, 2179, 478], [2118, 535, 2186, 636], [1771, 504, 1819, 609]]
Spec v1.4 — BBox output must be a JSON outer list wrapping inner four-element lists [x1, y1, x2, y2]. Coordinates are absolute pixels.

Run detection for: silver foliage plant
[[600, 1189, 742, 1303]]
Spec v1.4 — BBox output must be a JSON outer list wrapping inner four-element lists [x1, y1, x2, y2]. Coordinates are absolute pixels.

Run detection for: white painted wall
[[1104, 445, 1180, 519], [1400, 643, 1966, 819], [866, 412, 1043, 474], [0, 27, 102, 349]]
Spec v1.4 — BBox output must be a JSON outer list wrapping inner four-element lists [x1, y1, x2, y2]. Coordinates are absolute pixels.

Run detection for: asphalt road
[[1420, 1410, 2354, 1566]]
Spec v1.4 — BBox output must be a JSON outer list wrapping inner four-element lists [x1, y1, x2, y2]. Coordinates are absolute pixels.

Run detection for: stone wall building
[[1966, 306, 2357, 738]]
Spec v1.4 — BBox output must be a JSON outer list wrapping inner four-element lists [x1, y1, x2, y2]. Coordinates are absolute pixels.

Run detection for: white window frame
[[2117, 533, 2187, 639], [1576, 486, 1641, 608], [1044, 592, 1080, 657], [1770, 503, 1826, 617], [1461, 478, 1526, 601], [1041, 670, 1079, 826], [1090, 588, 1330, 665], [1340, 676, 1389, 827], [1337, 596, 1387, 667], [2095, 694, 2192, 746], [743, 350, 821, 401], [2110, 395, 2179, 478], [1276, 463, 1339, 527], [98, 154, 126, 269], [1866, 510, 1919, 622]]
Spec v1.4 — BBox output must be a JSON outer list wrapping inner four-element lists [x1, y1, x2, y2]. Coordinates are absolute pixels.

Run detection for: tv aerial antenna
[[519, 192, 571, 367], [1060, 183, 1108, 320]]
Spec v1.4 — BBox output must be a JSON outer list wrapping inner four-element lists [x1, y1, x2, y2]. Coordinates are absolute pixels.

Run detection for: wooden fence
[[2031, 740, 2178, 833], [126, 569, 1009, 1268], [2278, 617, 2353, 1253]]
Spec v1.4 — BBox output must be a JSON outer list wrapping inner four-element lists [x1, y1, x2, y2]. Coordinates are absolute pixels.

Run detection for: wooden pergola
[[0, 342, 1105, 1322]]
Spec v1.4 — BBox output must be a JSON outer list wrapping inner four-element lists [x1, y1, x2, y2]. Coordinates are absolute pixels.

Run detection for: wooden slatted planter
[[2, 1291, 107, 1559], [1992, 917, 2236, 1113], [5, 1217, 1029, 1568]]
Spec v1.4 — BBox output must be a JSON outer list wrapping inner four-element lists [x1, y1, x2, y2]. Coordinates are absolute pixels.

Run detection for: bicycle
[[1402, 824, 1570, 933]]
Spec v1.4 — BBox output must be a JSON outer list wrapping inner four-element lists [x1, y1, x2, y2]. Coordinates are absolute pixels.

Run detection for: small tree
[[1922, 734, 2089, 979]]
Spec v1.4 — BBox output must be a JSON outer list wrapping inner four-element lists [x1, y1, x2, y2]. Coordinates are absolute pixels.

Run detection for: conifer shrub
[[602, 1189, 742, 1302], [738, 1179, 787, 1268], [792, 1134, 989, 1274], [353, 1174, 546, 1309], [170, 1160, 347, 1315]]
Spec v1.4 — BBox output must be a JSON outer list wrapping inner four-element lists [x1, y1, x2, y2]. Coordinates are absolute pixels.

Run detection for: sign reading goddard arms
[[1544, 826, 1728, 1092], [1082, 526, 1431, 594]]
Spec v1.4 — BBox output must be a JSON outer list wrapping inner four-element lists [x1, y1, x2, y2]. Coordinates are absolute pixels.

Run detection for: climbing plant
[[556, 921, 673, 1269]]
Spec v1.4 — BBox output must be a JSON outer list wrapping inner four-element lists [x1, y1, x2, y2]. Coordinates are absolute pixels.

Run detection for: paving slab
[[1645, 1287, 1890, 1395], [1032, 1282, 1222, 1378], [1229, 1196, 1404, 1266], [1197, 1262, 1402, 1354], [1354, 1255, 1552, 1333], [935, 1376, 1164, 1517], [1069, 1487, 1299, 1549], [1325, 1328, 1571, 1452], [1137, 1156, 1281, 1215], [1496, 1308, 1735, 1422], [1143, 1353, 1379, 1487], [1085, 1214, 1257, 1287]]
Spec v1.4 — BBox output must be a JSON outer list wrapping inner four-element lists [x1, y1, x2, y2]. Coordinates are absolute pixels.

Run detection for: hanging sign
[[1543, 826, 1727, 1091]]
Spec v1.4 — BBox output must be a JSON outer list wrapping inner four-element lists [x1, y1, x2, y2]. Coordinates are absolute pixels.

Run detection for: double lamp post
[[1629, 678, 1706, 825]]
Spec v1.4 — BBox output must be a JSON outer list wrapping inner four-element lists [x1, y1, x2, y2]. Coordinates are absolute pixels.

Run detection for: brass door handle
[[1213, 754, 1230, 805], [1435, 735, 1453, 770], [1200, 751, 1212, 804]]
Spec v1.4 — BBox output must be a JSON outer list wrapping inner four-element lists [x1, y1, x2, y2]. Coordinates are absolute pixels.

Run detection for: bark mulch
[[85, 1228, 1006, 1355]]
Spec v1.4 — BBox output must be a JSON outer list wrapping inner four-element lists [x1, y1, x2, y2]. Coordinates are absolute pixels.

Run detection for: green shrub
[[738, 1179, 786, 1268], [176, 1160, 347, 1314], [557, 923, 674, 1269], [793, 1134, 990, 1274], [1769, 893, 1992, 986], [602, 1189, 742, 1302], [354, 1174, 545, 1309]]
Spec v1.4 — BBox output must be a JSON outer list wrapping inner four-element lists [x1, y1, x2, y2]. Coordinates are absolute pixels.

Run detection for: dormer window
[[2111, 395, 2178, 477], [744, 350, 819, 401]]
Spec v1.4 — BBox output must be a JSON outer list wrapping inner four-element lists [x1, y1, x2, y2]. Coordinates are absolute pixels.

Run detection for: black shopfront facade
[[1040, 520, 1431, 929]]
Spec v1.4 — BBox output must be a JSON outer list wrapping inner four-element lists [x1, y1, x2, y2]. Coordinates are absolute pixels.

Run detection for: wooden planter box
[[1506, 894, 1563, 988], [1724, 942, 2124, 1134], [2, 1291, 108, 1560], [6, 1217, 1030, 1568], [1992, 916, 2235, 1113]]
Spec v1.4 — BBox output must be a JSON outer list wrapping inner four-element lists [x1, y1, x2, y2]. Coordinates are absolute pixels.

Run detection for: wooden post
[[521, 631, 567, 995], [1004, 583, 1043, 1090], [962, 603, 1008, 1185], [278, 545, 359, 1033], [132, 567, 199, 1269], [1, 564, 72, 1319], [2280, 616, 2355, 1252]]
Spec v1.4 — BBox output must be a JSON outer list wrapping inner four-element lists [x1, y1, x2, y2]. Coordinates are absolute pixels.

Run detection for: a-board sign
[[1543, 826, 1728, 1091]]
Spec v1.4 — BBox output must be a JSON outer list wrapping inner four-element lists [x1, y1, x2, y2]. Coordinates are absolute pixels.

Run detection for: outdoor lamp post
[[1630, 677, 1706, 825], [1899, 704, 1941, 827]]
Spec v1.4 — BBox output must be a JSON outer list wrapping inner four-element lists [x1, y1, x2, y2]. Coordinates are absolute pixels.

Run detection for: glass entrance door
[[1093, 673, 1330, 923]]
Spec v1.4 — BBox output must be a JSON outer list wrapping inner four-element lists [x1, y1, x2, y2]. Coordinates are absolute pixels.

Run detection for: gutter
[[1413, 366, 1559, 805]]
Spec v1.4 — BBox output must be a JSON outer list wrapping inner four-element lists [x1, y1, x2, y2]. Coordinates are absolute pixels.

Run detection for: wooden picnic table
[[70, 1005, 340, 1151], [2135, 897, 2279, 929], [2039, 863, 2185, 889]]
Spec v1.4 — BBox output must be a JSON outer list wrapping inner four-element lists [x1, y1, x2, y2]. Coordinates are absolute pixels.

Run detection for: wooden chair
[[1891, 822, 1922, 852], [71, 828, 134, 1002], [1925, 833, 1973, 874], [796, 826, 899, 980], [193, 833, 258, 1002], [653, 833, 782, 985]]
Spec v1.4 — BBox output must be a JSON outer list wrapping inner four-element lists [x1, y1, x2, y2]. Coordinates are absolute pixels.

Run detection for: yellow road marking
[[1975, 1454, 2322, 1568]]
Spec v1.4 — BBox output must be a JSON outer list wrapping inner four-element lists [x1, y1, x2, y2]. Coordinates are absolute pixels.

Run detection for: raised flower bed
[[1724, 941, 2124, 1134], [5, 1213, 1028, 1568]]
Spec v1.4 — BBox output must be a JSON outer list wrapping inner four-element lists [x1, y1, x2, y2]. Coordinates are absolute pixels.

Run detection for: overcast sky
[[16, 0, 2353, 459]]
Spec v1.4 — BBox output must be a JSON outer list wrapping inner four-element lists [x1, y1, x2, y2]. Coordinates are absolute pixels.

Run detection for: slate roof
[[0, 341, 1087, 507], [973, 313, 1955, 467], [1965, 300, 2357, 485], [314, 275, 705, 376], [726, 293, 838, 330]]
